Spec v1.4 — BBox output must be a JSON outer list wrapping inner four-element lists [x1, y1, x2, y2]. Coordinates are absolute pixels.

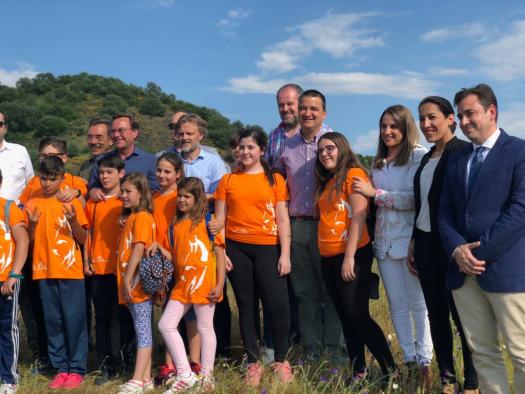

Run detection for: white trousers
[[378, 256, 433, 365]]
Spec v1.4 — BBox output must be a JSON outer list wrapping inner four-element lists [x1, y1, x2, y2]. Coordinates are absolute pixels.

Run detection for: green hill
[[0, 72, 245, 172]]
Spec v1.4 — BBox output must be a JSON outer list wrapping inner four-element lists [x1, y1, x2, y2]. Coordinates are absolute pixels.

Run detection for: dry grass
[[14, 271, 514, 393]]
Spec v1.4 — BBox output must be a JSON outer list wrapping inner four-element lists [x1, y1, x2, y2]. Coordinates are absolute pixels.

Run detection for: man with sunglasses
[[88, 114, 159, 201], [0, 111, 34, 203]]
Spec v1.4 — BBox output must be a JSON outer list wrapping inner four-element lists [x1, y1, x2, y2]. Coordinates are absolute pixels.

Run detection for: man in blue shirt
[[177, 113, 227, 195], [88, 114, 159, 200]]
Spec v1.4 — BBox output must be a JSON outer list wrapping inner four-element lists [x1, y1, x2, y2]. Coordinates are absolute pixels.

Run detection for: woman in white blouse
[[353, 105, 432, 384]]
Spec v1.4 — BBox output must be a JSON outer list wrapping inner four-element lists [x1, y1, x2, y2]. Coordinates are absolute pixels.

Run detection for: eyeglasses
[[111, 127, 132, 134], [317, 145, 337, 155], [0, 121, 6, 128]]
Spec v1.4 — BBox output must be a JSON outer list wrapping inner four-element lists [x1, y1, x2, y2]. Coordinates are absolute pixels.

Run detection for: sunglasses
[[0, 121, 6, 128]]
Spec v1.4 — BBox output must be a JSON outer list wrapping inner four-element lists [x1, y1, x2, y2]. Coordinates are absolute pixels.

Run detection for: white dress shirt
[[466, 128, 500, 181], [0, 140, 34, 202]]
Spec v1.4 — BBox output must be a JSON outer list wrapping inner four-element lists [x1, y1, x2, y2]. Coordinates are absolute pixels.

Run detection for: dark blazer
[[413, 137, 469, 239], [438, 130, 525, 291]]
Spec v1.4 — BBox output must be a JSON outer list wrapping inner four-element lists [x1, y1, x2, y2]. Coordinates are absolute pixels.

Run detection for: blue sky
[[2, 0, 525, 154]]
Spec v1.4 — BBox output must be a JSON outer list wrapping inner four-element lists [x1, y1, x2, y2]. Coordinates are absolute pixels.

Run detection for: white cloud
[[350, 129, 378, 154], [223, 71, 438, 99], [257, 37, 310, 72], [0, 63, 38, 87], [420, 21, 486, 43], [475, 20, 525, 81], [222, 75, 285, 94], [500, 102, 525, 138], [217, 8, 252, 38], [257, 12, 383, 73], [428, 67, 468, 77], [298, 12, 383, 58]]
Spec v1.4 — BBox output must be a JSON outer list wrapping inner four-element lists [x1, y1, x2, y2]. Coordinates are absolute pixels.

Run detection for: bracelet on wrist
[[8, 271, 24, 279]]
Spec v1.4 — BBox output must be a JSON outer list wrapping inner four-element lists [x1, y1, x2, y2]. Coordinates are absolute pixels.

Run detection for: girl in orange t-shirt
[[316, 132, 396, 380], [116, 172, 156, 393], [154, 177, 225, 392], [214, 127, 292, 385]]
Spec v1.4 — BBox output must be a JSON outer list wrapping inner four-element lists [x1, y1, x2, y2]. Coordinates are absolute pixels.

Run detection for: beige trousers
[[453, 276, 525, 394]]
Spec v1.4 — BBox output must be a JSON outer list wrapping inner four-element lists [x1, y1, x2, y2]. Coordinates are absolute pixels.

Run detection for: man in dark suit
[[439, 84, 525, 393]]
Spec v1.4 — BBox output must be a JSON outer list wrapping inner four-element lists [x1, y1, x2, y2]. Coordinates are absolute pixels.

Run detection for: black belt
[[290, 216, 317, 221]]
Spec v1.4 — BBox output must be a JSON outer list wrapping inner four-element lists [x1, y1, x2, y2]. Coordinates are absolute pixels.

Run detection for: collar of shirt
[[298, 123, 331, 144], [181, 146, 208, 164], [472, 128, 501, 150], [111, 145, 144, 161], [0, 140, 11, 152]]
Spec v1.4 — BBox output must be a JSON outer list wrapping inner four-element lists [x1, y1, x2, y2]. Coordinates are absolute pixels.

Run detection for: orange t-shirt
[[19, 173, 88, 205], [117, 211, 155, 304], [25, 197, 88, 279], [0, 199, 26, 281], [214, 172, 288, 245], [168, 218, 224, 304], [153, 191, 178, 250], [85, 196, 122, 275], [317, 168, 371, 257]]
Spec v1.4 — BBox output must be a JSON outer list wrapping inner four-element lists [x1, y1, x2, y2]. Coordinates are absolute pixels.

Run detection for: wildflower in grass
[[331, 368, 339, 375], [297, 359, 304, 366], [261, 388, 267, 394], [320, 376, 328, 383]]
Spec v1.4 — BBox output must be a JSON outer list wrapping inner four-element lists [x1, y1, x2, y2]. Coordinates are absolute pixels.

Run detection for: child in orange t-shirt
[[316, 132, 396, 379], [154, 177, 225, 392], [0, 169, 29, 392], [83, 155, 124, 377], [116, 172, 156, 393], [25, 156, 89, 390], [152, 152, 203, 384], [214, 128, 292, 385], [19, 137, 87, 207]]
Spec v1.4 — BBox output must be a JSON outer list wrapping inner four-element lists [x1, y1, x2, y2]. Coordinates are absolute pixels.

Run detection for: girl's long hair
[[121, 172, 153, 217], [315, 132, 366, 202], [372, 105, 419, 169], [238, 127, 275, 186], [174, 177, 208, 229]]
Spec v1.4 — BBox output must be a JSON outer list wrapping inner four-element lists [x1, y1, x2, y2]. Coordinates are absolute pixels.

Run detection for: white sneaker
[[117, 380, 144, 394], [163, 372, 198, 393], [197, 374, 215, 392], [0, 384, 17, 394], [143, 378, 155, 392], [261, 346, 275, 364]]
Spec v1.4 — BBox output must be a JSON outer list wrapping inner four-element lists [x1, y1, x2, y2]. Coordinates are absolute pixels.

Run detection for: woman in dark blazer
[[408, 96, 479, 394]]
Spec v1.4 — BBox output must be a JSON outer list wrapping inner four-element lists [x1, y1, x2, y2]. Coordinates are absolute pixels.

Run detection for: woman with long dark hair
[[408, 96, 478, 394]]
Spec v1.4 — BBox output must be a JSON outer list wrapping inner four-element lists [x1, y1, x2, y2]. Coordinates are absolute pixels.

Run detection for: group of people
[[0, 81, 523, 394]]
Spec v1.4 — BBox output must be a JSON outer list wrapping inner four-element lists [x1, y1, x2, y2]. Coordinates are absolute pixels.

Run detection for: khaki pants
[[290, 219, 342, 356], [453, 276, 525, 394]]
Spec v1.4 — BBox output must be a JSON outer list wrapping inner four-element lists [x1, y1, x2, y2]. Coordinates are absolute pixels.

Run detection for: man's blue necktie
[[468, 146, 487, 195]]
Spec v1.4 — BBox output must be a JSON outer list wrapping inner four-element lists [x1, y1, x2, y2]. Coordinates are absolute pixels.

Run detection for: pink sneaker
[[271, 361, 293, 383], [244, 362, 264, 386], [48, 372, 69, 389], [62, 373, 84, 389]]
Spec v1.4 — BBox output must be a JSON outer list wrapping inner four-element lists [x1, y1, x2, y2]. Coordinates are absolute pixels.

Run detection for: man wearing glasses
[[0, 111, 34, 203], [88, 114, 159, 201]]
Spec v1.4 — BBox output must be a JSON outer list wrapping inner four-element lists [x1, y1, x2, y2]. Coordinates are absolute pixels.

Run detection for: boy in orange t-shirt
[[83, 155, 124, 380], [25, 156, 89, 390], [19, 137, 87, 207], [0, 169, 29, 392], [18, 137, 87, 373]]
